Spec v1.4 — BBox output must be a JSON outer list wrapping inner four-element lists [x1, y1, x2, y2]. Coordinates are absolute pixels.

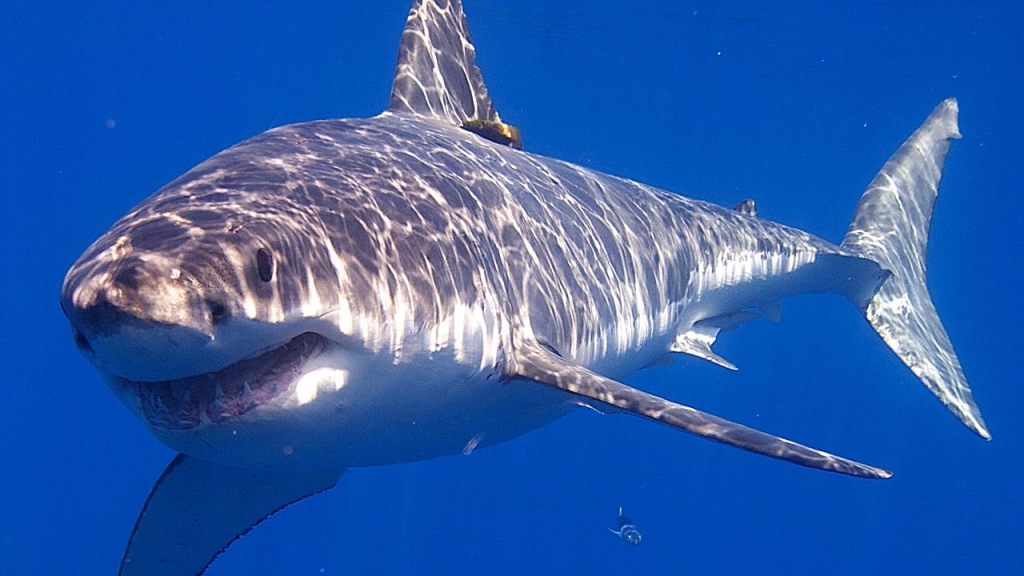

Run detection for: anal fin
[[120, 454, 344, 576], [511, 339, 891, 479]]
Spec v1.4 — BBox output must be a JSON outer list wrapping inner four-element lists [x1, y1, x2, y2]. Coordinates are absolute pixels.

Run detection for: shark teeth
[[124, 332, 326, 430]]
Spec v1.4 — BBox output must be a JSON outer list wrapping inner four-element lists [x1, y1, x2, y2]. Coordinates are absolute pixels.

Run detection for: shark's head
[[64, 192, 328, 378], [60, 134, 387, 465], [60, 119, 524, 469]]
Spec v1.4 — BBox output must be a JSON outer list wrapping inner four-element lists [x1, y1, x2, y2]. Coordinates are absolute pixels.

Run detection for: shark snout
[[62, 257, 225, 335], [60, 255, 237, 380]]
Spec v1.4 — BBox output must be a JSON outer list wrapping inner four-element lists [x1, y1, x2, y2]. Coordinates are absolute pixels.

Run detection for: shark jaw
[[112, 332, 328, 430]]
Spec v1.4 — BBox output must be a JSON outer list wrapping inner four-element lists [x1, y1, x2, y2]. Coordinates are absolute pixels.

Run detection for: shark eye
[[256, 248, 274, 282]]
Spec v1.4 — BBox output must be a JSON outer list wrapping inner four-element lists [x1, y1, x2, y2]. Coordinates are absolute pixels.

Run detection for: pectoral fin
[[120, 454, 344, 576], [510, 339, 891, 479]]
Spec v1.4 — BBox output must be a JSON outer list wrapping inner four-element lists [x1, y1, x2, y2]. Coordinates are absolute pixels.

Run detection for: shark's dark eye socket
[[256, 248, 274, 282]]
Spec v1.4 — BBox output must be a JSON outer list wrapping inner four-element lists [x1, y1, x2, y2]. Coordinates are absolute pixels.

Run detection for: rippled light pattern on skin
[[58, 0, 988, 574]]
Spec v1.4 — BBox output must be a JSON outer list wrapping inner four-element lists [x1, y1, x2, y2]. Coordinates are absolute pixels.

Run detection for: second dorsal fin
[[387, 0, 500, 125], [733, 199, 758, 217]]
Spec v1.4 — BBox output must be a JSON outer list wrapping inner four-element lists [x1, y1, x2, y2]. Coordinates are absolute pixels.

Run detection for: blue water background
[[2, 1, 1022, 573]]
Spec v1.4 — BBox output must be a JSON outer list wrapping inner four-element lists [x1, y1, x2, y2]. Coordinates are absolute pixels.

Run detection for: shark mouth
[[118, 332, 327, 430]]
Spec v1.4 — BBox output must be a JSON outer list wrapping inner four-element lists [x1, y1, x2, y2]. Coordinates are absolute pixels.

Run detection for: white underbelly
[[142, 347, 577, 470]]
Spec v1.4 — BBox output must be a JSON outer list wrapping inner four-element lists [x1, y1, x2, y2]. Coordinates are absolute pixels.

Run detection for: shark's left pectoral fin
[[510, 339, 891, 479], [120, 454, 344, 576]]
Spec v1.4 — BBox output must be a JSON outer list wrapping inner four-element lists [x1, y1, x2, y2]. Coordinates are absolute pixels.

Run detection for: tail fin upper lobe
[[842, 98, 989, 439]]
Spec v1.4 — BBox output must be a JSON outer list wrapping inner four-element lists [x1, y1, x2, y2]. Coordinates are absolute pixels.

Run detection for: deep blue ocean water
[[2, 1, 1022, 573]]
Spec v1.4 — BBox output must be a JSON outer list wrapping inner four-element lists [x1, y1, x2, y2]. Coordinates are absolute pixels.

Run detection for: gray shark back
[[103, 110, 874, 371]]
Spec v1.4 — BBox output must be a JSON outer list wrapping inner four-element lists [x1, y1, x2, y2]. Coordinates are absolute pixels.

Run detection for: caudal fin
[[842, 98, 989, 439]]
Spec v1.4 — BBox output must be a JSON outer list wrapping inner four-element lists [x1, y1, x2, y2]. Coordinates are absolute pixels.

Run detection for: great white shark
[[61, 0, 988, 573]]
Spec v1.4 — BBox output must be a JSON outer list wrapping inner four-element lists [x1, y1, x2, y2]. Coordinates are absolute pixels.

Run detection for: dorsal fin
[[733, 199, 758, 217], [388, 0, 500, 125]]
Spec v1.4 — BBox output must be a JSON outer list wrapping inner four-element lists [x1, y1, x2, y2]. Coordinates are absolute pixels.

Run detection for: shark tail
[[841, 98, 989, 439]]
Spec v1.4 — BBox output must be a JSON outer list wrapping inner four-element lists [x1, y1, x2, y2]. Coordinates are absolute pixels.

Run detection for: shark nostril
[[207, 300, 229, 324]]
